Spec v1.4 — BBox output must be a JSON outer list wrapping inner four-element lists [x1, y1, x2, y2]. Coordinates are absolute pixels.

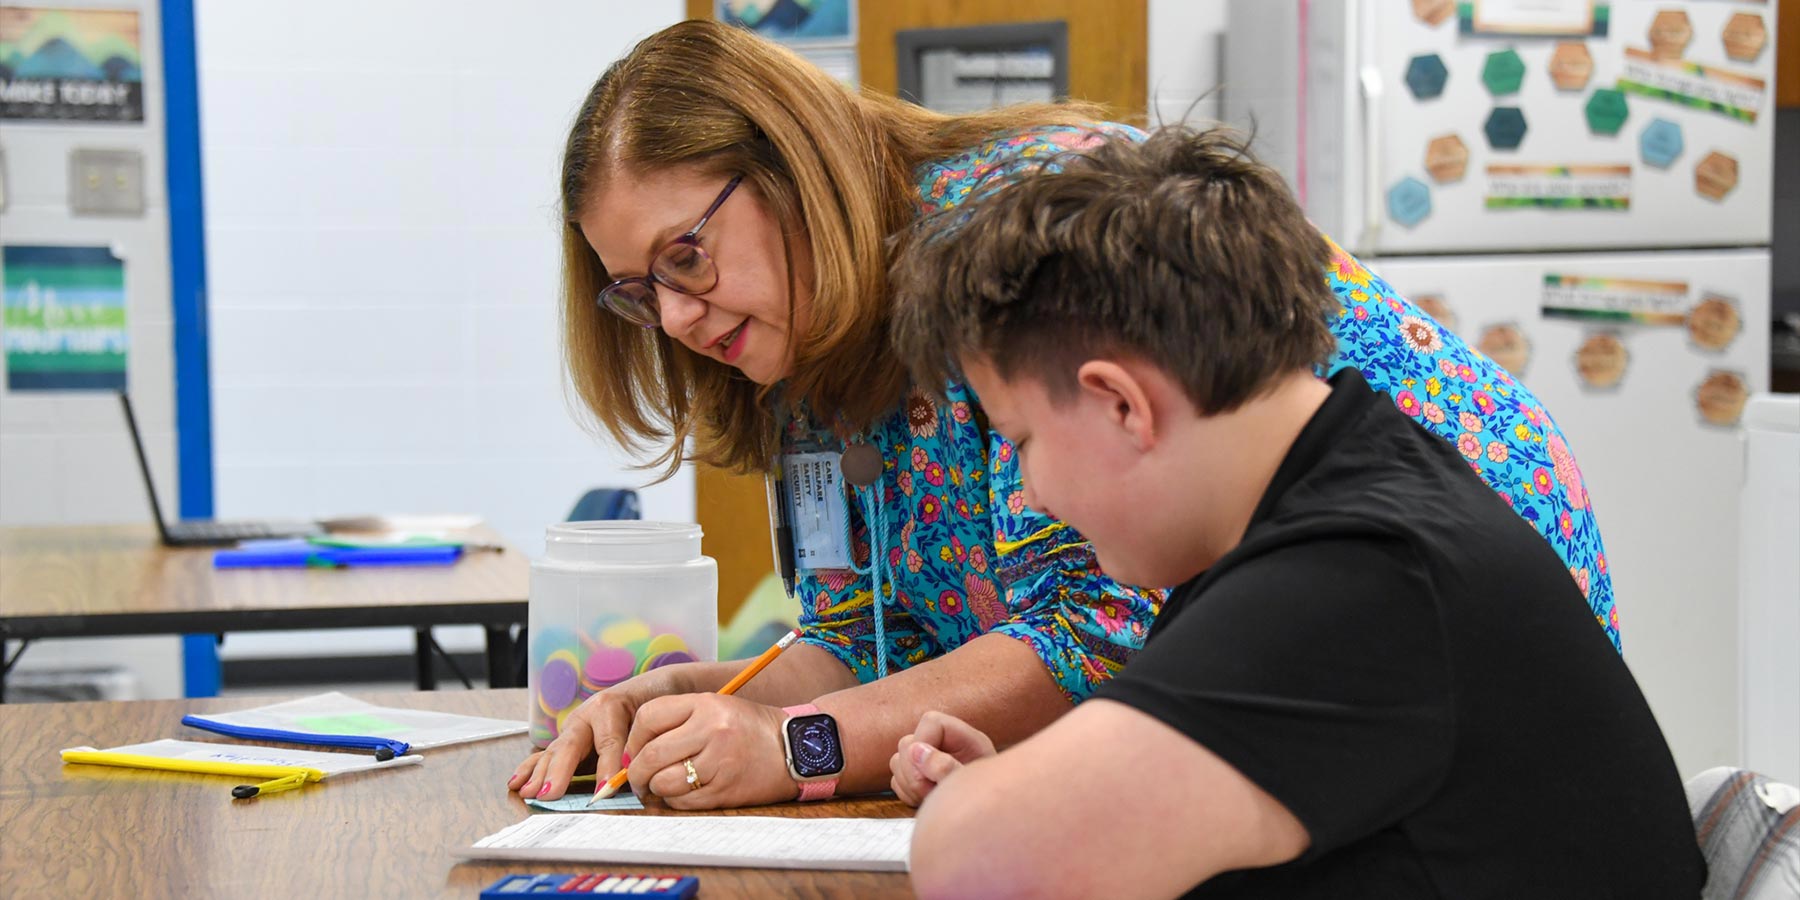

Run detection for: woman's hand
[[620, 693, 798, 809], [890, 711, 996, 807], [508, 663, 696, 800]]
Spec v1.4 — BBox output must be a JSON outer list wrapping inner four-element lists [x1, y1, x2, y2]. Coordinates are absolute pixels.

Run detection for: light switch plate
[[69, 148, 145, 216]]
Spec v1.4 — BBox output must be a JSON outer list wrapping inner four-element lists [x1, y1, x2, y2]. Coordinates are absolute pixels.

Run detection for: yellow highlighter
[[60, 747, 325, 799], [60, 739, 415, 800]]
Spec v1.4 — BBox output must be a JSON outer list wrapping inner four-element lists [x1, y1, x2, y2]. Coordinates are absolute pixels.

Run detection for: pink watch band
[[782, 704, 839, 801]]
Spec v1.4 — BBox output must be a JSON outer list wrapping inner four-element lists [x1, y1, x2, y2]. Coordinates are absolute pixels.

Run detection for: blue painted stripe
[[160, 0, 220, 698]]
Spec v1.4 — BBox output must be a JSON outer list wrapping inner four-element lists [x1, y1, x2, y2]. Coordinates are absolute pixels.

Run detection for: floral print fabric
[[1321, 238, 1617, 647]]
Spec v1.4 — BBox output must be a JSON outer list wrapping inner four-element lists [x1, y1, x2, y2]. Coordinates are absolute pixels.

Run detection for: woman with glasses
[[510, 19, 1614, 810]]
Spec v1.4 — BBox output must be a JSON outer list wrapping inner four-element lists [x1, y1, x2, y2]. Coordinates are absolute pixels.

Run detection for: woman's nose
[[656, 283, 708, 338]]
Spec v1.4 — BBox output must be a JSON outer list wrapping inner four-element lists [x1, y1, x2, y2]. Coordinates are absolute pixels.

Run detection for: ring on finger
[[684, 758, 703, 791]]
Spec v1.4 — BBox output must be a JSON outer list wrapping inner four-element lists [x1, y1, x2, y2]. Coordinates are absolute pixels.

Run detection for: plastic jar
[[527, 521, 718, 748]]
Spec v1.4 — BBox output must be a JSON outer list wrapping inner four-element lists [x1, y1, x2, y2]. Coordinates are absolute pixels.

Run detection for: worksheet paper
[[461, 814, 914, 871]]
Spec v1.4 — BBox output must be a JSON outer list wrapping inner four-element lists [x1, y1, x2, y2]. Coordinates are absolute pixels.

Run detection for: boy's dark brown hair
[[889, 126, 1341, 414]]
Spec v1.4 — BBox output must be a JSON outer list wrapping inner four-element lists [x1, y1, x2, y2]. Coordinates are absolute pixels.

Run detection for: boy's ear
[[1075, 360, 1157, 451]]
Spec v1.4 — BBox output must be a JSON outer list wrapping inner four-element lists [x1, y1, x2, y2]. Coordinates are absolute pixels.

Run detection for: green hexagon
[[1585, 88, 1629, 135], [1482, 48, 1526, 95]]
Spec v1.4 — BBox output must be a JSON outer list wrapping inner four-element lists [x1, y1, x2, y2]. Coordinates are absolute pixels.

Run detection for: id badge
[[782, 451, 854, 571]]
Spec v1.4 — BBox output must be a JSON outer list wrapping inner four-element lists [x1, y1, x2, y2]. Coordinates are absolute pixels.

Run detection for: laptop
[[120, 392, 323, 547]]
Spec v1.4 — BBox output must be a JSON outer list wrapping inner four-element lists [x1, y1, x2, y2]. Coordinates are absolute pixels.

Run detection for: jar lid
[[546, 521, 704, 544]]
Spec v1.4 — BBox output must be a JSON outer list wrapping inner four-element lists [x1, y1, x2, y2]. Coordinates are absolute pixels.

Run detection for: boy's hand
[[889, 710, 997, 807]]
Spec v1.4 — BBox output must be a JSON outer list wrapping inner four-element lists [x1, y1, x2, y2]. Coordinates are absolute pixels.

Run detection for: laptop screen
[[118, 391, 172, 541]]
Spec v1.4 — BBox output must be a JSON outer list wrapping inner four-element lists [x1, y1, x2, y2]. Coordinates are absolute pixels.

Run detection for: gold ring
[[684, 758, 702, 791]]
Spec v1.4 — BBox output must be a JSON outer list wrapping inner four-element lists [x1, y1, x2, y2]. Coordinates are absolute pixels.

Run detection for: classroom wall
[[190, 0, 688, 661], [0, 0, 184, 698], [192, 1, 688, 551], [1146, 0, 1228, 127]]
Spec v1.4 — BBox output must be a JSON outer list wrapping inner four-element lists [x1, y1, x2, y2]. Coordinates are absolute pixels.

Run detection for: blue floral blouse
[[788, 124, 1617, 703]]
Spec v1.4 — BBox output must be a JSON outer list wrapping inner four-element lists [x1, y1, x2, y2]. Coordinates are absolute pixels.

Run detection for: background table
[[0, 689, 915, 898], [0, 524, 531, 697]]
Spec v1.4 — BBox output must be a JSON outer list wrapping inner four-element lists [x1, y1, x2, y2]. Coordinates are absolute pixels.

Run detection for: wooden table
[[0, 690, 914, 898], [0, 524, 531, 698]]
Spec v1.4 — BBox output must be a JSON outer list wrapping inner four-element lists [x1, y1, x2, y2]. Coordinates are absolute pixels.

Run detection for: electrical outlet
[[69, 148, 145, 216]]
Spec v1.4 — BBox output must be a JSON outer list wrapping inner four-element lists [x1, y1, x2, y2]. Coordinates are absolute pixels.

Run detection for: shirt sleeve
[[793, 552, 947, 684], [1093, 536, 1455, 858], [984, 426, 1165, 703]]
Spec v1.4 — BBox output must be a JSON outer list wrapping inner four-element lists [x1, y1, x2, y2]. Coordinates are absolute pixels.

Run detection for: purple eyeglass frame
[[597, 174, 744, 328]]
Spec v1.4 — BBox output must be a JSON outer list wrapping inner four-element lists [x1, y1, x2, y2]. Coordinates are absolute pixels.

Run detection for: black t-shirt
[[1096, 369, 1703, 898]]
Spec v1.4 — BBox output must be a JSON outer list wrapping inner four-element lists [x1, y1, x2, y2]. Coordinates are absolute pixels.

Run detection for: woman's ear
[[1075, 359, 1158, 452]]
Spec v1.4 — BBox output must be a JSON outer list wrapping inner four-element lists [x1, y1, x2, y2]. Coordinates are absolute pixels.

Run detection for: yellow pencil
[[587, 628, 801, 805]]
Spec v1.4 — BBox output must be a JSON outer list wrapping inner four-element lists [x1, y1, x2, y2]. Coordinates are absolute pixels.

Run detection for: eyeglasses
[[596, 175, 743, 328]]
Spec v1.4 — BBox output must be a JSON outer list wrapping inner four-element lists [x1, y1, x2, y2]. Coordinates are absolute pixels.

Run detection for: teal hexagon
[[1387, 177, 1433, 228], [1585, 88, 1629, 135], [1482, 48, 1526, 95], [1405, 53, 1449, 99], [1639, 118, 1683, 168], [1484, 107, 1528, 150]]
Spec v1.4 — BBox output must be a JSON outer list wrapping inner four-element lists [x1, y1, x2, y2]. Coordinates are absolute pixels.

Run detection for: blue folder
[[212, 539, 461, 569]]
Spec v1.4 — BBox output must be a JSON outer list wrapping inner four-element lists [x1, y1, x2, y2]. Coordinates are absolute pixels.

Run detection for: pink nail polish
[[537, 782, 552, 798]]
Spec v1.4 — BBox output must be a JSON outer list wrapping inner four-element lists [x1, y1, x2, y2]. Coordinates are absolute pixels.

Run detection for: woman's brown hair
[[561, 19, 1104, 476]]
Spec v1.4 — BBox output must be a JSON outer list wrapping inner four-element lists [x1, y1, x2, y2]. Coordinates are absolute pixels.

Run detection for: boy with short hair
[[885, 128, 1702, 898]]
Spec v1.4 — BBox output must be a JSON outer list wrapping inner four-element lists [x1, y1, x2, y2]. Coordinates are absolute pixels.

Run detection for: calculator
[[479, 874, 699, 897]]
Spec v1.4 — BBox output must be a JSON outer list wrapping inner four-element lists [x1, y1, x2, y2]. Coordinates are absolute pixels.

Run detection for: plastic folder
[[180, 692, 528, 754], [212, 539, 461, 569]]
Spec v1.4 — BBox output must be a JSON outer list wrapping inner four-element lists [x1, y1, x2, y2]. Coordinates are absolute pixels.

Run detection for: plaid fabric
[[1687, 767, 1800, 899]]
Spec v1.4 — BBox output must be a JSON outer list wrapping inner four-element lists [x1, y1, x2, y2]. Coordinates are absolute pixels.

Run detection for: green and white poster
[[2, 245, 127, 391], [0, 7, 145, 122]]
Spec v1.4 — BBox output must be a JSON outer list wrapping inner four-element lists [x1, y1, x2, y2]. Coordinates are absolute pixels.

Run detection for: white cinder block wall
[[0, 0, 184, 698], [193, 0, 689, 660], [1147, 0, 1229, 127]]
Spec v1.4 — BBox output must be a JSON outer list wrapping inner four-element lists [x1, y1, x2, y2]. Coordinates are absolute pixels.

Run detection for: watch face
[[786, 713, 844, 778]]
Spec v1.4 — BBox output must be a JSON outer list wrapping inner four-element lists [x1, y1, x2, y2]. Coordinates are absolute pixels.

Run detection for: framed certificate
[[1462, 0, 1608, 37]]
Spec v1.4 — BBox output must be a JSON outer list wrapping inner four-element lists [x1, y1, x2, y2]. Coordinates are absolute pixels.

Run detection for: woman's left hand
[[622, 693, 799, 809]]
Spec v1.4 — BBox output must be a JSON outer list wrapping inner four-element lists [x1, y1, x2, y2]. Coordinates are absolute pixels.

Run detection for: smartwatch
[[781, 704, 843, 801]]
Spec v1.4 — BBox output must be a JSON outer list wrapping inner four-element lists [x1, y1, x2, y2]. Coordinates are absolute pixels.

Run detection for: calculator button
[[613, 877, 641, 893], [594, 876, 622, 893], [651, 878, 677, 891], [630, 877, 657, 893]]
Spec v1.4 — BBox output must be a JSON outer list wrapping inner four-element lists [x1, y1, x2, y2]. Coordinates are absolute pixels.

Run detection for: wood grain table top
[[0, 689, 916, 898], [0, 524, 530, 637]]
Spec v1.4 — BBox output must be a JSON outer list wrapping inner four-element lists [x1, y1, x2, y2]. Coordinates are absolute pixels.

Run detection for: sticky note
[[1484, 107, 1528, 150], [1413, 0, 1452, 27], [1425, 134, 1469, 183], [1695, 151, 1738, 201], [1721, 13, 1766, 62], [1649, 9, 1692, 59], [526, 792, 647, 813], [1387, 177, 1433, 228], [1549, 42, 1593, 91], [1639, 119, 1683, 168], [1482, 49, 1525, 95], [1405, 54, 1449, 99], [1585, 89, 1629, 136]]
